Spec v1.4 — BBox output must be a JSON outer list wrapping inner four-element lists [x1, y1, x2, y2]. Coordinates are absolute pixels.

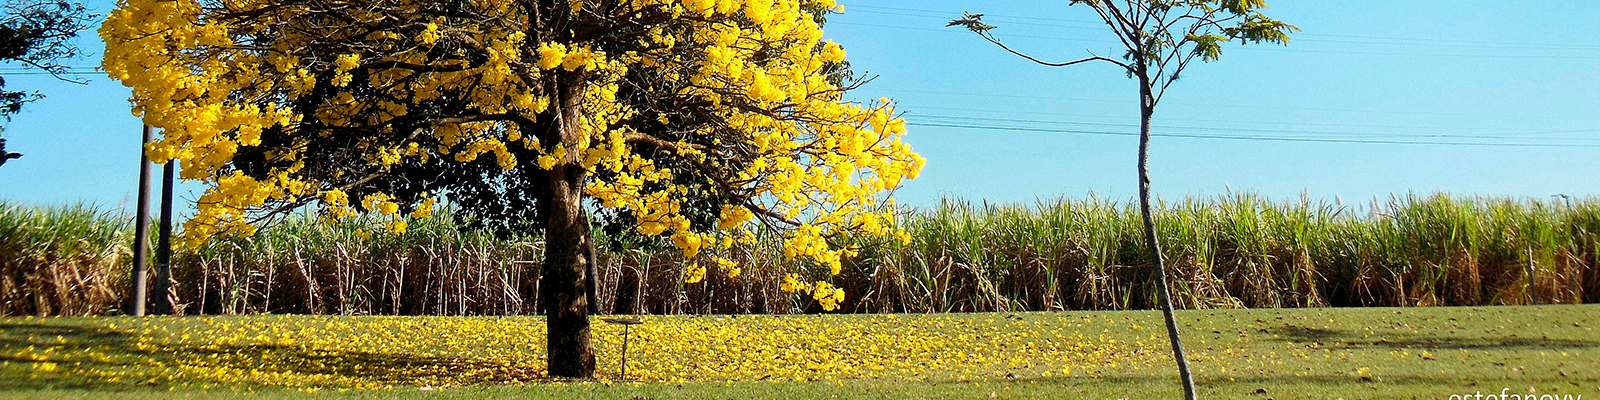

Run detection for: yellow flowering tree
[[102, 0, 923, 378]]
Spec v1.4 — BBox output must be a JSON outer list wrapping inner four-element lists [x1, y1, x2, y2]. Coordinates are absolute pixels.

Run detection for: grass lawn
[[1, 305, 1596, 399]]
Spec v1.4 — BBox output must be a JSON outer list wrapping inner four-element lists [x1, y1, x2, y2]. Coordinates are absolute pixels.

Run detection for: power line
[[837, 3, 1600, 51], [841, 8, 1107, 30], [906, 121, 1600, 148], [895, 104, 1599, 135], [831, 20, 1115, 45], [0, 65, 101, 76], [0, 72, 100, 75], [831, 21, 1118, 44], [909, 114, 1600, 141], [874, 88, 1580, 121], [0, 65, 98, 70], [1226, 46, 1600, 60], [840, 3, 1107, 25], [1290, 31, 1600, 51], [829, 21, 1600, 61]]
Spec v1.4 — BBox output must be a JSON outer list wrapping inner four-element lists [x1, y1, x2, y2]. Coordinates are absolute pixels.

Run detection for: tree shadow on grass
[[0, 321, 543, 392], [1267, 325, 1600, 350]]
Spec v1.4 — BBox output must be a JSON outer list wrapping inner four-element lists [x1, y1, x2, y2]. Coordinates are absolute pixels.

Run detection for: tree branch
[[974, 32, 1131, 70], [744, 201, 799, 227]]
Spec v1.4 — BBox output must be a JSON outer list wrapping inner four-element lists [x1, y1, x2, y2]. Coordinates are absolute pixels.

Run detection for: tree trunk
[[542, 80, 596, 379], [1138, 73, 1197, 400]]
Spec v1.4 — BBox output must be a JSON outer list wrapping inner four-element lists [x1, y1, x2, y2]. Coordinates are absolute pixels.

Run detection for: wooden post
[[1527, 246, 1537, 305], [152, 159, 175, 315], [127, 125, 154, 316]]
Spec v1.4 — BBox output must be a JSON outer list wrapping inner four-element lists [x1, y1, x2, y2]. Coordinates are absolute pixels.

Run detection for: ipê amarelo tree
[[101, 0, 923, 378], [953, 1, 1294, 398]]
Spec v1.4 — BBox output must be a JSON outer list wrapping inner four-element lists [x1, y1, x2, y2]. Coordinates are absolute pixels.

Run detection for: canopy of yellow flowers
[[100, 0, 925, 307]]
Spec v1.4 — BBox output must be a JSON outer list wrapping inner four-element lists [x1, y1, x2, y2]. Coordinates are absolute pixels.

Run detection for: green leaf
[[947, 13, 996, 33]]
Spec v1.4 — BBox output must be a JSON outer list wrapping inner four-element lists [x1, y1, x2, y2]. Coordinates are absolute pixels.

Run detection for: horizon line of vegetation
[[3, 191, 1598, 317]]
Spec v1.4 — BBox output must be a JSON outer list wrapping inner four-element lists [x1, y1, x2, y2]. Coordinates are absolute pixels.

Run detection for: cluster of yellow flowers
[[714, 256, 740, 278], [582, 0, 923, 300], [811, 282, 846, 311], [100, 0, 302, 246], [0, 313, 1163, 389], [776, 275, 845, 311], [684, 262, 707, 284]]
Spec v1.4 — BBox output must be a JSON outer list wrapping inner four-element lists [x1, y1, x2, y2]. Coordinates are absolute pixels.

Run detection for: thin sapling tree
[[952, 1, 1295, 398]]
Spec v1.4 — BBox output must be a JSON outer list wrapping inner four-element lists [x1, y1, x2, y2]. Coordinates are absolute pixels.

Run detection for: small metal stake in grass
[[602, 317, 643, 380]]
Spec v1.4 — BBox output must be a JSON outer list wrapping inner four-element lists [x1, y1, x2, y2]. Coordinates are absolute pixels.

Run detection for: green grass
[[2, 305, 1596, 399]]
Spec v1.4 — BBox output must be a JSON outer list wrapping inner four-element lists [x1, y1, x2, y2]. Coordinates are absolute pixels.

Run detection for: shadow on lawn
[[0, 321, 542, 391], [1268, 325, 1600, 350]]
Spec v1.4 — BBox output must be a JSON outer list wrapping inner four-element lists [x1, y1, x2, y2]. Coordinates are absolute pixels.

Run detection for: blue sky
[[1, 0, 1597, 214]]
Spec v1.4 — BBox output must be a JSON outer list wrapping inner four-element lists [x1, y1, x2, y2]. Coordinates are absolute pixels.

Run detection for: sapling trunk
[[1139, 72, 1198, 400]]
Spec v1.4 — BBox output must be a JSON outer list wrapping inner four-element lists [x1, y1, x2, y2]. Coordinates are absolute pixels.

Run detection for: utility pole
[[153, 159, 175, 315], [127, 125, 154, 316]]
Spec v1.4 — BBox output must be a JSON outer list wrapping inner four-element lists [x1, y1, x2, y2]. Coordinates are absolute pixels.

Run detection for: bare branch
[[745, 201, 800, 227], [975, 32, 1130, 70], [623, 132, 708, 151]]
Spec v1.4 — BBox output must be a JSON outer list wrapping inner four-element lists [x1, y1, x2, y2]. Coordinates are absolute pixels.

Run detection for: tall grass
[[0, 200, 129, 316], [3, 193, 1598, 316], [174, 209, 808, 316], [863, 193, 1600, 312], [176, 209, 542, 315]]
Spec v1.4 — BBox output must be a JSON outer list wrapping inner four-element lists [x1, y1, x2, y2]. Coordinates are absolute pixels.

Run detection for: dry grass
[[866, 193, 1600, 313], [0, 201, 128, 317], [3, 193, 1599, 317]]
